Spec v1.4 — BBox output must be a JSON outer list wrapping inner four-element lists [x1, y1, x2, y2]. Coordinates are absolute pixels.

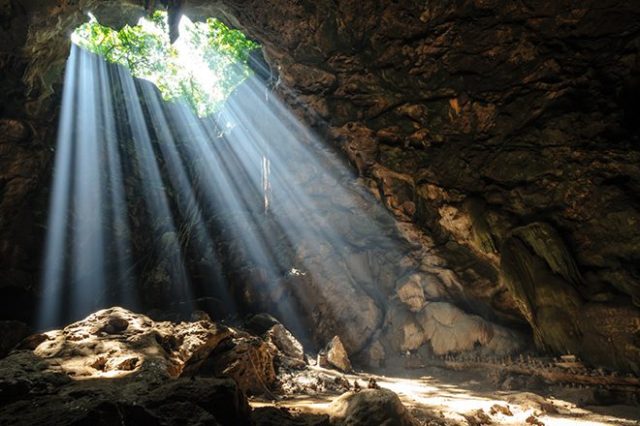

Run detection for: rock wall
[[1, 0, 639, 372], [209, 0, 640, 373]]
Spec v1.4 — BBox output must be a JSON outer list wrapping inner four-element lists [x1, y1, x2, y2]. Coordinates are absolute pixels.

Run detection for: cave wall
[[1, 0, 639, 372], [203, 0, 640, 372]]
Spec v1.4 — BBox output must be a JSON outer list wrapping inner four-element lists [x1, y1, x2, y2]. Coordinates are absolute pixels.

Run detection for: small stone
[[489, 404, 513, 416], [245, 313, 280, 335], [317, 351, 330, 368]]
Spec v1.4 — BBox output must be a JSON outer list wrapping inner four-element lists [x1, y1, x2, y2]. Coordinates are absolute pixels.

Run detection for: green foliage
[[72, 12, 259, 116]]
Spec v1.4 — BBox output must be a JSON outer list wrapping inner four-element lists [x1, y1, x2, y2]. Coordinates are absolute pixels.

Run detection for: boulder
[[24, 307, 232, 380], [266, 323, 306, 368], [0, 307, 253, 425], [328, 388, 417, 426], [245, 313, 281, 335]]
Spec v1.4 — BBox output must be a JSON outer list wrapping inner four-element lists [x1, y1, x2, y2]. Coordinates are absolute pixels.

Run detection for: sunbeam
[[39, 11, 403, 344]]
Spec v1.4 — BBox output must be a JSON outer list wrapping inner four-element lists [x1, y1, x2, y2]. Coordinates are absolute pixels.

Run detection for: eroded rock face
[[11, 307, 232, 380], [418, 302, 523, 357], [0, 307, 258, 425], [1, 0, 639, 373], [213, 0, 640, 371], [208, 330, 277, 396]]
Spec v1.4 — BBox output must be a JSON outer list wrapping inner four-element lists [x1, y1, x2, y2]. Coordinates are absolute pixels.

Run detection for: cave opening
[[0, 2, 639, 425]]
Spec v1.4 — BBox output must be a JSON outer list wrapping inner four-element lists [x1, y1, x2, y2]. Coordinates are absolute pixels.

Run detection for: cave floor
[[252, 365, 640, 425]]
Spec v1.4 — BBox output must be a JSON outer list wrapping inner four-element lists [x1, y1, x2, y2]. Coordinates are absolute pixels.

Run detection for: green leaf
[[71, 12, 260, 116]]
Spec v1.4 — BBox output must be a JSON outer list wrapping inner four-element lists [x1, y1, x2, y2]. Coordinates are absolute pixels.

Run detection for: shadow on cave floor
[[253, 365, 640, 426]]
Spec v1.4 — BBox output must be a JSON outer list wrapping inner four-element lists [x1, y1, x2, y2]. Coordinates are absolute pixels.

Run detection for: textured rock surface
[[417, 302, 523, 357], [328, 388, 417, 426], [3, 307, 235, 381], [0, 0, 639, 373], [326, 335, 353, 373], [208, 330, 277, 396], [267, 324, 304, 360], [0, 307, 256, 425]]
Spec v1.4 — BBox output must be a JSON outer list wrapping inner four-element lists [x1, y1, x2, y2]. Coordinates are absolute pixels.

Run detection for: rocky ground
[[0, 307, 638, 426]]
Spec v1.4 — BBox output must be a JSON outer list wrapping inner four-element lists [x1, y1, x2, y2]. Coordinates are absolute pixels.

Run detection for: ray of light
[[97, 52, 136, 308], [70, 47, 106, 318], [41, 18, 405, 345], [137, 81, 236, 314], [38, 46, 79, 329], [113, 63, 194, 310]]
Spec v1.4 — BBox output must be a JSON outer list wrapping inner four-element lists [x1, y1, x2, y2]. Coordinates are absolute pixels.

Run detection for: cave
[[0, 1, 639, 425]]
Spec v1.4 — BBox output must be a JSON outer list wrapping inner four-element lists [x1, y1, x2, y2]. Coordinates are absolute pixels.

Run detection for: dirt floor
[[251, 364, 640, 426]]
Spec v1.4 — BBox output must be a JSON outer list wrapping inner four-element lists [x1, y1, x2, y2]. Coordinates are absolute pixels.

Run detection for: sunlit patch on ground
[[251, 365, 640, 426]]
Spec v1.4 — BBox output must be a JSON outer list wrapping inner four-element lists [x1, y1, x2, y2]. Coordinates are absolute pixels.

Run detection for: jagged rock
[[0, 308, 254, 425], [266, 323, 306, 368], [317, 351, 329, 369], [370, 165, 416, 220], [209, 331, 277, 396], [399, 320, 425, 353], [0, 119, 29, 144], [330, 122, 379, 175], [143, 377, 251, 425], [328, 388, 417, 426], [326, 336, 353, 373], [21, 307, 233, 380], [179, 322, 233, 377], [282, 261, 383, 355], [579, 303, 640, 374]]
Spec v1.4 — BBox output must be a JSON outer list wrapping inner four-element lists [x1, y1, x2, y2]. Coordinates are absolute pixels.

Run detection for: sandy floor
[[251, 365, 640, 425]]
